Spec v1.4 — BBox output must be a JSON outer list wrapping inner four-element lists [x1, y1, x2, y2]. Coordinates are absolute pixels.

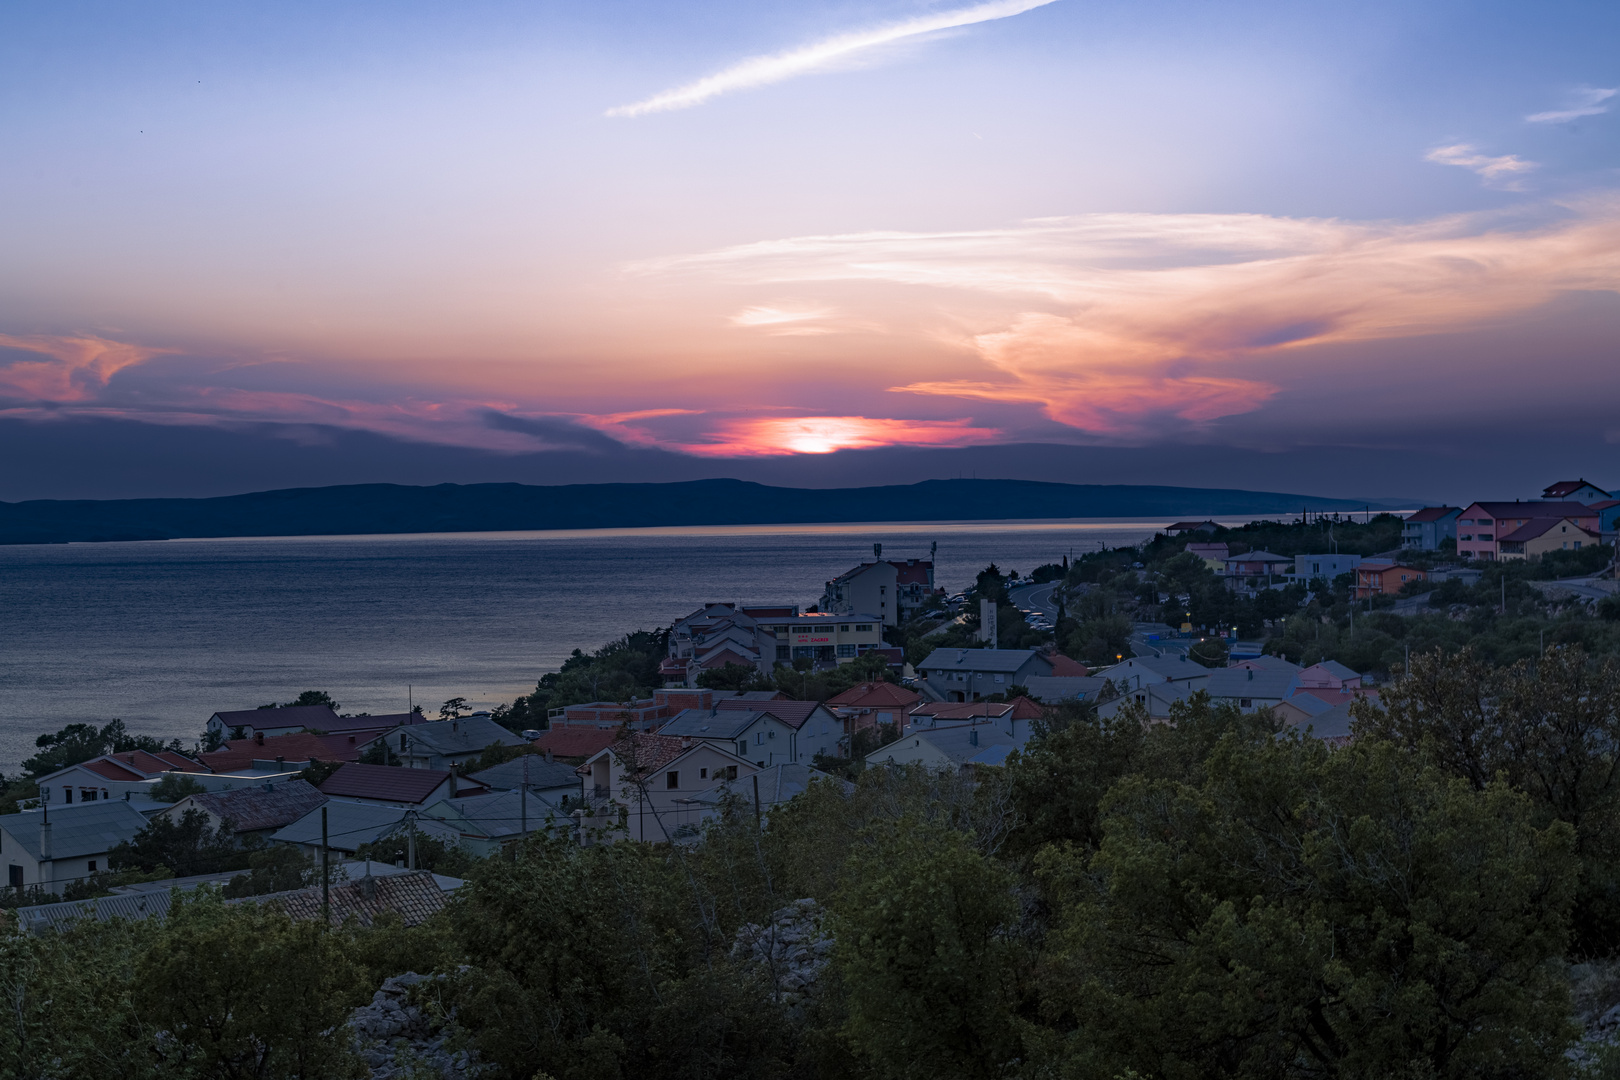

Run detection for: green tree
[[109, 808, 243, 878], [1038, 733, 1579, 1080], [439, 696, 469, 720], [697, 662, 773, 692], [832, 818, 1022, 1079], [147, 773, 208, 803], [22, 719, 181, 779]]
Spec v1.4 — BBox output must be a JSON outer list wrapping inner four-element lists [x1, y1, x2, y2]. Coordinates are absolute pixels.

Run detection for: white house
[[656, 708, 804, 767], [394, 716, 528, 771], [916, 648, 1055, 703], [579, 734, 760, 843], [0, 801, 151, 894], [865, 724, 1019, 773]]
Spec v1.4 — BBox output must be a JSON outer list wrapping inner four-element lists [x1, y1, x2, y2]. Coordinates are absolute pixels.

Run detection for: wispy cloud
[[729, 305, 840, 335], [0, 333, 174, 403], [640, 198, 1620, 435], [1527, 87, 1617, 124], [606, 0, 1060, 118], [677, 415, 999, 456], [1425, 143, 1538, 189]]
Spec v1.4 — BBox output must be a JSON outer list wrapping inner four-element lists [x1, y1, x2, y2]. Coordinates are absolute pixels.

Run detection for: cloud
[[675, 415, 1000, 456], [1527, 87, 1617, 124], [606, 0, 1060, 118], [729, 305, 840, 336], [0, 333, 174, 403], [1425, 143, 1538, 189], [640, 198, 1620, 435]]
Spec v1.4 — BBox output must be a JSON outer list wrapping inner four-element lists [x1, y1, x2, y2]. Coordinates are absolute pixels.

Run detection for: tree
[[147, 773, 208, 803], [697, 662, 772, 692], [439, 696, 468, 720], [274, 690, 341, 711], [222, 843, 315, 898], [110, 808, 243, 878], [1037, 733, 1579, 1080], [22, 719, 180, 779], [832, 818, 1023, 1079]]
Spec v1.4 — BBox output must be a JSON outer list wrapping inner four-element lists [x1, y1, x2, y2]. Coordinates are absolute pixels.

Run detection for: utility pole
[[406, 810, 417, 870], [520, 754, 529, 842], [320, 804, 330, 925], [752, 773, 762, 830]]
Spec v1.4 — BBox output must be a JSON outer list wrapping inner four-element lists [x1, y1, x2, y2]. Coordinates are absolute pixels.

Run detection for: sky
[[2, 0, 1618, 503]]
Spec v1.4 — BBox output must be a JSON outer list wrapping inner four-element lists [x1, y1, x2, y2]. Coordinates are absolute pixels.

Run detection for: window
[[995, 674, 1005, 683], [83, 789, 96, 802], [755, 731, 765, 744], [8, 866, 20, 889], [1575, 541, 1584, 550], [88, 860, 97, 873], [700, 768, 708, 779], [837, 644, 855, 658], [738, 741, 748, 757], [777, 646, 790, 660], [839, 625, 850, 632], [63, 788, 73, 804], [1240, 698, 1253, 708], [666, 771, 679, 789], [768, 730, 776, 740], [855, 624, 873, 632], [792, 625, 813, 633]]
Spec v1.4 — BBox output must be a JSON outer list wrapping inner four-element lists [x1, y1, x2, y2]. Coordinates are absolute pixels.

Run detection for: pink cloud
[[0, 333, 174, 402], [674, 415, 1000, 456]]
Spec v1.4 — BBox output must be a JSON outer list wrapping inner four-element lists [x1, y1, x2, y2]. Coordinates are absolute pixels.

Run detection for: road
[[1009, 581, 1062, 621]]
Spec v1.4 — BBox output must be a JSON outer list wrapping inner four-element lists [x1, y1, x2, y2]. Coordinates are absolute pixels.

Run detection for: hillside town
[[6, 478, 1620, 1077]]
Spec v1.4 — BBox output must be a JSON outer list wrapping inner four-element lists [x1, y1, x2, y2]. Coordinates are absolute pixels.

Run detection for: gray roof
[[1097, 680, 1199, 719], [679, 764, 850, 809], [1096, 654, 1208, 683], [1023, 675, 1109, 703], [917, 648, 1051, 675], [467, 756, 580, 792], [906, 725, 1018, 766], [400, 717, 527, 757], [1227, 550, 1292, 563], [424, 788, 570, 840], [1283, 693, 1335, 717], [269, 798, 461, 853], [180, 780, 327, 832], [1207, 667, 1298, 700], [1311, 660, 1360, 680], [16, 889, 175, 934], [657, 708, 775, 741], [0, 801, 151, 861], [1241, 654, 1304, 673], [1291, 702, 1355, 741]]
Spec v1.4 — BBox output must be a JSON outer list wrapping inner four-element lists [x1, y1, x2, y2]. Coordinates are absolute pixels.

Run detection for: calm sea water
[[0, 519, 1176, 774]]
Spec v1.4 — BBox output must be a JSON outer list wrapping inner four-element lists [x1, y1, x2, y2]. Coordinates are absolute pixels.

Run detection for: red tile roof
[[210, 704, 340, 730], [200, 731, 376, 773], [256, 869, 448, 927], [698, 648, 756, 670], [1498, 518, 1600, 543], [318, 763, 483, 805], [82, 758, 146, 781], [1406, 506, 1460, 522], [824, 682, 921, 710], [533, 727, 619, 761], [716, 697, 827, 729], [582, 732, 692, 778], [1543, 480, 1605, 498], [892, 561, 933, 585], [1048, 654, 1089, 677], [1293, 687, 1379, 707], [103, 749, 202, 775], [1462, 501, 1598, 519]]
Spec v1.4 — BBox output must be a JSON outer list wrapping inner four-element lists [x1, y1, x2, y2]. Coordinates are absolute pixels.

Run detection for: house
[[270, 797, 463, 860], [423, 788, 573, 856], [1497, 517, 1603, 560], [35, 749, 204, 806], [1090, 653, 1211, 694], [532, 726, 621, 763], [1022, 675, 1109, 705], [1401, 507, 1461, 550], [1165, 521, 1220, 535], [1223, 551, 1293, 579], [1095, 679, 1199, 721], [393, 716, 527, 770], [158, 779, 328, 838], [1354, 561, 1426, 598], [819, 557, 938, 627], [823, 681, 921, 736], [466, 755, 581, 799], [915, 647, 1055, 703], [1291, 553, 1363, 583], [1048, 654, 1089, 676], [1295, 661, 1362, 691], [777, 613, 887, 665], [1542, 480, 1610, 504], [1184, 543, 1230, 570], [665, 603, 799, 683], [657, 708, 804, 767], [205, 705, 342, 741], [1278, 698, 1357, 746], [1589, 499, 1620, 536], [909, 698, 1044, 746], [716, 697, 844, 762], [1205, 664, 1299, 713], [199, 730, 386, 773], [672, 764, 850, 832], [316, 763, 488, 807], [578, 733, 761, 843], [865, 724, 1019, 773], [1455, 502, 1600, 561], [0, 801, 152, 894]]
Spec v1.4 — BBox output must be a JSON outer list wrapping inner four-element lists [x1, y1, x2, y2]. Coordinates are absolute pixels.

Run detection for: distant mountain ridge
[[0, 479, 1410, 545]]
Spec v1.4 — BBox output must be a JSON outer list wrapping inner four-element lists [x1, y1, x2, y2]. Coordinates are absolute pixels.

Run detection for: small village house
[[1354, 561, 1426, 598], [1, 801, 152, 894], [1401, 507, 1461, 550], [578, 733, 760, 843], [916, 647, 1054, 703], [1497, 517, 1603, 560]]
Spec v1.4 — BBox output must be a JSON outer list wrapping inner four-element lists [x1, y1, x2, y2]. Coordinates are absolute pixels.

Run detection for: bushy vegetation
[[13, 652, 1620, 1078], [492, 629, 670, 730]]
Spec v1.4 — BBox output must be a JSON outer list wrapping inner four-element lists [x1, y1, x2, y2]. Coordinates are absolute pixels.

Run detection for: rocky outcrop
[[731, 898, 834, 1018], [347, 972, 484, 1080]]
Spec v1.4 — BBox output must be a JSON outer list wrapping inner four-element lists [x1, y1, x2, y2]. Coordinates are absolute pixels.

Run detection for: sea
[[0, 518, 1192, 774]]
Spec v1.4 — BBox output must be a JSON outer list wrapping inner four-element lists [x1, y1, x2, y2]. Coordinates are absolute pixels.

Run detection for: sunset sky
[[2, 0, 1618, 501]]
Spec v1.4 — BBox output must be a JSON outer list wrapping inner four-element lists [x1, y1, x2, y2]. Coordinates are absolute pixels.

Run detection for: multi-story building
[[782, 613, 885, 664], [819, 557, 938, 627], [1541, 480, 1610, 504], [916, 647, 1055, 703], [1456, 502, 1600, 561], [1289, 553, 1362, 583], [1497, 517, 1602, 561], [1400, 507, 1461, 550]]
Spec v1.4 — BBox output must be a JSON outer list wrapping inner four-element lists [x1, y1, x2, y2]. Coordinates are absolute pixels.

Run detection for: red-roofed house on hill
[[1542, 480, 1610, 504], [36, 749, 204, 806], [532, 726, 620, 763], [205, 705, 341, 741], [1457, 502, 1600, 561], [200, 730, 385, 774], [819, 556, 938, 627], [579, 733, 759, 842], [1354, 562, 1426, 598], [317, 763, 487, 807], [1498, 517, 1602, 560], [824, 682, 921, 737]]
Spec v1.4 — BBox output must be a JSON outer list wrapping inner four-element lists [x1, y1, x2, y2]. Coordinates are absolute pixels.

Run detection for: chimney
[[970, 728, 979, 747], [545, 748, 553, 764], [275, 755, 285, 770], [449, 771, 458, 797], [255, 731, 265, 746], [1248, 668, 1254, 680], [39, 820, 52, 862]]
